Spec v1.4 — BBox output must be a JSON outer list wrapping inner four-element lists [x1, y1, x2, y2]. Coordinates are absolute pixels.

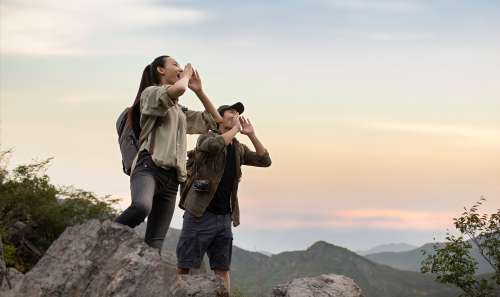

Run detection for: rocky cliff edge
[[0, 220, 365, 297]]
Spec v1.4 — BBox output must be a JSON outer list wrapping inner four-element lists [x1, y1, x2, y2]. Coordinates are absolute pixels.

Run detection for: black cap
[[217, 102, 244, 116]]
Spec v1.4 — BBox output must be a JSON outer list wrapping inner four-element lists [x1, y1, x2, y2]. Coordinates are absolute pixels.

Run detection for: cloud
[[320, 0, 425, 12], [359, 120, 500, 146], [0, 0, 208, 55], [242, 208, 457, 230], [366, 32, 435, 42], [289, 117, 500, 149]]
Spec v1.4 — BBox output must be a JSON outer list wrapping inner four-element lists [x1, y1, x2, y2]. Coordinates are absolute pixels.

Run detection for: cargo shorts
[[176, 210, 233, 271]]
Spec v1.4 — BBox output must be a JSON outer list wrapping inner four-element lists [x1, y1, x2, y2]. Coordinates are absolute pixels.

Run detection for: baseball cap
[[217, 102, 244, 116]]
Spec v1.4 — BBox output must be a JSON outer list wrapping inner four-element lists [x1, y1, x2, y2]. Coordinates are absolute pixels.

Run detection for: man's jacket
[[179, 129, 272, 227]]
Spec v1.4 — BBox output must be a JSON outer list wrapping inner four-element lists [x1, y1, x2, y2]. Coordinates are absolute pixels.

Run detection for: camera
[[193, 180, 210, 192]]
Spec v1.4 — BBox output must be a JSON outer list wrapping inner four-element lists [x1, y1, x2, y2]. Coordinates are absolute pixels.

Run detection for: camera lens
[[194, 181, 199, 188]]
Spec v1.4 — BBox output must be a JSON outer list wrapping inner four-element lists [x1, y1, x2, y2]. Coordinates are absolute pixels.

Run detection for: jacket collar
[[212, 128, 222, 135]]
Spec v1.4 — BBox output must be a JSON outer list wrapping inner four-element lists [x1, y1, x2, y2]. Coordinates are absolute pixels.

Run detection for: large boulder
[[270, 274, 365, 297], [1, 220, 227, 297]]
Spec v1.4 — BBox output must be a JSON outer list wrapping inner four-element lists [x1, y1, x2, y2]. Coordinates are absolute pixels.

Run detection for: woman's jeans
[[114, 151, 179, 250]]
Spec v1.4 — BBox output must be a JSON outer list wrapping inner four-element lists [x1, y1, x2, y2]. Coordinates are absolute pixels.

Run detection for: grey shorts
[[176, 210, 233, 271]]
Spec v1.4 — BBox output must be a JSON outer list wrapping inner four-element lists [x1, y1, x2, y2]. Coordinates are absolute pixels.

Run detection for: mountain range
[[355, 243, 417, 256], [135, 223, 461, 296], [363, 241, 496, 275]]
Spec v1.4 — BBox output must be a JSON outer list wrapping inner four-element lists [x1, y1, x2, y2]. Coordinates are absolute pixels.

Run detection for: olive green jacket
[[179, 129, 272, 227], [130, 85, 216, 182]]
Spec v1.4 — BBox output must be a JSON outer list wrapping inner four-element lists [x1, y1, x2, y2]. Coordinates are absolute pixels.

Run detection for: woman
[[114, 55, 222, 251]]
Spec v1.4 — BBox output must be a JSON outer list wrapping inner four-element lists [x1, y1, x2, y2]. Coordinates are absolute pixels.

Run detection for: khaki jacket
[[179, 129, 272, 227], [131, 85, 216, 182]]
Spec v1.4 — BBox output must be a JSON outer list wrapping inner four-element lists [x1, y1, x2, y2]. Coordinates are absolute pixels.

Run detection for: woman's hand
[[239, 116, 254, 135], [180, 63, 193, 81], [188, 69, 202, 93], [232, 113, 241, 132], [167, 63, 192, 98]]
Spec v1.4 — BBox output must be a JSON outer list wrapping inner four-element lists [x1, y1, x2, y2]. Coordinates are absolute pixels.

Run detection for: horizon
[[1, 0, 499, 253]]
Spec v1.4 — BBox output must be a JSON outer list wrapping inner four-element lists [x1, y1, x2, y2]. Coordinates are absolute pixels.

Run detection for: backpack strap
[[148, 117, 162, 155]]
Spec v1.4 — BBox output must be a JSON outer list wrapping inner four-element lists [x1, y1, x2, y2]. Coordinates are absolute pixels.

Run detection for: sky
[[1, 0, 499, 253]]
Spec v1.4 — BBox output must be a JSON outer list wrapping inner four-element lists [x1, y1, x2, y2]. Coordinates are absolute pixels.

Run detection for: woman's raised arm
[[188, 69, 223, 123]]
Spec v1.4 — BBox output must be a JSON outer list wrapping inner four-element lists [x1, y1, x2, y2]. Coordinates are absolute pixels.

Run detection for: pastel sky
[[1, 0, 499, 253]]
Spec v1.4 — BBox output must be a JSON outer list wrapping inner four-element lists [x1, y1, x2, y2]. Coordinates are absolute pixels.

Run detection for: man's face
[[221, 108, 238, 129]]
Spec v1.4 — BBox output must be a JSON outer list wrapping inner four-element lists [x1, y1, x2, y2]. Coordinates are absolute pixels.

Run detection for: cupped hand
[[239, 116, 254, 135], [188, 69, 202, 92], [232, 113, 241, 131], [180, 63, 193, 80]]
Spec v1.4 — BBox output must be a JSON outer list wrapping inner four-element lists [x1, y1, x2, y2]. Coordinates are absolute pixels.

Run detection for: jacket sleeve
[[241, 143, 272, 167], [140, 85, 175, 117], [197, 133, 226, 154], [185, 110, 216, 135]]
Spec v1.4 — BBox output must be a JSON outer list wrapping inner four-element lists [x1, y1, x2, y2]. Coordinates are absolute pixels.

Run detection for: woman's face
[[158, 57, 183, 85]]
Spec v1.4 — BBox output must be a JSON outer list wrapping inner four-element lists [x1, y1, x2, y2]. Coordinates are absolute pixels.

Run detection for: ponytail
[[127, 56, 169, 130], [127, 64, 153, 130]]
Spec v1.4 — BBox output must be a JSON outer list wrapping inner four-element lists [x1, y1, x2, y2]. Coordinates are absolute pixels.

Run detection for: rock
[[270, 274, 365, 297], [6, 221, 42, 263], [170, 275, 229, 297], [0, 234, 25, 291], [8, 222, 38, 241], [0, 234, 3, 261], [1, 220, 227, 297]]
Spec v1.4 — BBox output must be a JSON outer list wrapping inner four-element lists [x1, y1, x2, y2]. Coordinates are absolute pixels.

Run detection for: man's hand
[[240, 116, 266, 156], [188, 69, 202, 93], [239, 116, 254, 135], [180, 63, 193, 81]]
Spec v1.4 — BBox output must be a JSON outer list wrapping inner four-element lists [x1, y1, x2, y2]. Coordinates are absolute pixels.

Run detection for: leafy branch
[[421, 197, 499, 296]]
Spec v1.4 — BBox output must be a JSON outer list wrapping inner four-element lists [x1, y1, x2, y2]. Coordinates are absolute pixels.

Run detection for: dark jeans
[[114, 151, 179, 250]]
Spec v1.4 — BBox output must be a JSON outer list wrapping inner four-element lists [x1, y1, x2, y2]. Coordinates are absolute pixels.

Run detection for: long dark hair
[[127, 55, 169, 130]]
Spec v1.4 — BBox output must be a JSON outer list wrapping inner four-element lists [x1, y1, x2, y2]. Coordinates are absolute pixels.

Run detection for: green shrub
[[421, 197, 499, 296], [0, 149, 122, 272]]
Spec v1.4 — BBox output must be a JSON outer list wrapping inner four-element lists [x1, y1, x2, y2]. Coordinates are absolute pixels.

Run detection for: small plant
[[231, 277, 254, 297], [254, 247, 264, 297], [2, 241, 27, 273], [421, 197, 499, 296]]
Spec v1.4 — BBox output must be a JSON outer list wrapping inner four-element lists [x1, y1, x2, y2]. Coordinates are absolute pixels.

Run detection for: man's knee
[[213, 268, 229, 276]]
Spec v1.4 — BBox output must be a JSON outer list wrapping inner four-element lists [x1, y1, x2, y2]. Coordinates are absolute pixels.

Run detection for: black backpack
[[116, 109, 140, 175]]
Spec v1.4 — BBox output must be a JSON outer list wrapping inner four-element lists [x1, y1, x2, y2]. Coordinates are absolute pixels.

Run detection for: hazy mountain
[[231, 241, 461, 297], [355, 243, 417, 256], [364, 241, 496, 275], [134, 223, 459, 296], [257, 251, 274, 257]]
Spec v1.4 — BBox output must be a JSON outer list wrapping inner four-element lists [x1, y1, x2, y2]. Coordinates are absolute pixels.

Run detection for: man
[[176, 102, 271, 289]]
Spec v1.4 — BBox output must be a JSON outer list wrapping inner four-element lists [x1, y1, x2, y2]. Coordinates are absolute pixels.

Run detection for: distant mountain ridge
[[134, 223, 459, 296], [363, 241, 496, 275], [355, 243, 417, 256], [257, 251, 274, 257]]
